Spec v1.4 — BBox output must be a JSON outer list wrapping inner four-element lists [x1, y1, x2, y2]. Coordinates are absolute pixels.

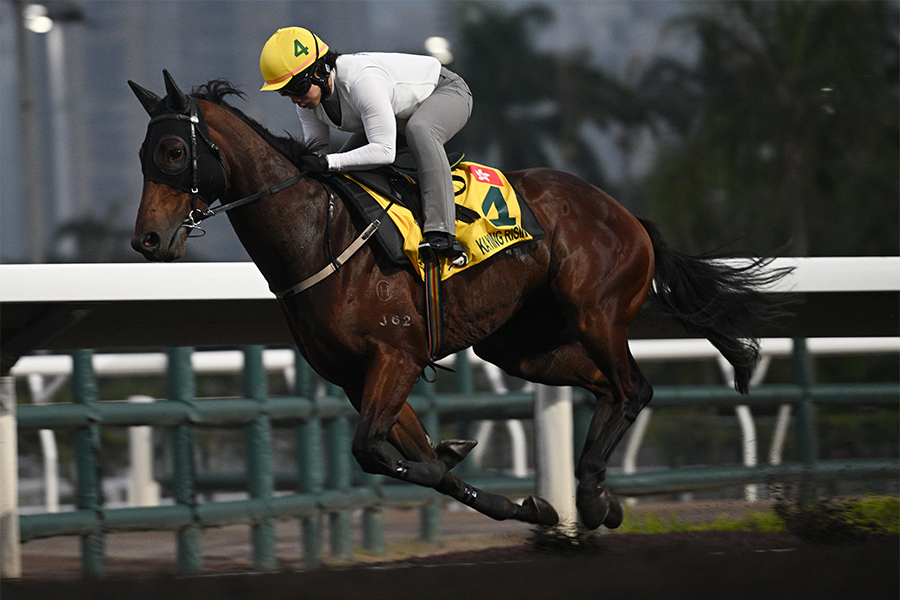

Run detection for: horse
[[129, 71, 791, 530]]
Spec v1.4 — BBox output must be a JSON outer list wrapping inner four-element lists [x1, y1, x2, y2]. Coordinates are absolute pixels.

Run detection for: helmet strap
[[307, 35, 332, 99], [313, 62, 333, 99]]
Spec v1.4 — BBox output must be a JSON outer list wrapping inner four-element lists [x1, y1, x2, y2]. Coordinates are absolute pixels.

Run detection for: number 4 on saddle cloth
[[321, 160, 546, 281]]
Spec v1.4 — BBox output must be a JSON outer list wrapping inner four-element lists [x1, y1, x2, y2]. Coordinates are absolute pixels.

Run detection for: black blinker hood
[[136, 72, 228, 206]]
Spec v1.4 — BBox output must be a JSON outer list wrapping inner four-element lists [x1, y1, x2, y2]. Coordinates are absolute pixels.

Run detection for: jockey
[[259, 27, 473, 262]]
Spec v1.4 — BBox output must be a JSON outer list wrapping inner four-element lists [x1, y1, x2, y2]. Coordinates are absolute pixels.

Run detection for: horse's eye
[[155, 137, 188, 174]]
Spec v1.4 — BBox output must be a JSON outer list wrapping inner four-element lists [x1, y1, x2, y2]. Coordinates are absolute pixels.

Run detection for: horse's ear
[[163, 69, 190, 113], [128, 80, 161, 115]]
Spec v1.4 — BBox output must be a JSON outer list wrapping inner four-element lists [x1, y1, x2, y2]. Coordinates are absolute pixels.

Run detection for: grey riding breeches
[[404, 68, 473, 236]]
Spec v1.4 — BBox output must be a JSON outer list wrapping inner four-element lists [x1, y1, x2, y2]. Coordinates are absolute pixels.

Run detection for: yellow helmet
[[259, 27, 330, 91]]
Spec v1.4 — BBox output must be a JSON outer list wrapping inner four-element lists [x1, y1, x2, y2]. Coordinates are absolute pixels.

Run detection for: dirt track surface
[[4, 502, 898, 599], [5, 532, 898, 600]]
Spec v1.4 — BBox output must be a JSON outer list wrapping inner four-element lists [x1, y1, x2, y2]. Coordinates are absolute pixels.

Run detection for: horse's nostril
[[133, 232, 160, 254]]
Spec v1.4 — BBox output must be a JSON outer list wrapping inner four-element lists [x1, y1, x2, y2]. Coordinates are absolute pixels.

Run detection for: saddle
[[316, 154, 545, 270], [326, 167, 418, 266]]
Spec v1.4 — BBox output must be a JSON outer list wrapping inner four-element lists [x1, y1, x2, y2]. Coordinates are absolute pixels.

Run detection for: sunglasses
[[278, 73, 313, 97]]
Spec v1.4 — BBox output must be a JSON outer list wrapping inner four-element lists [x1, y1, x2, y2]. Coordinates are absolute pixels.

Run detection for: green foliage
[[639, 1, 899, 256], [775, 496, 900, 544], [776, 495, 900, 542], [818, 407, 900, 460], [451, 1, 898, 256], [452, 1, 898, 256], [613, 496, 899, 538], [640, 407, 747, 468], [452, 2, 633, 188]]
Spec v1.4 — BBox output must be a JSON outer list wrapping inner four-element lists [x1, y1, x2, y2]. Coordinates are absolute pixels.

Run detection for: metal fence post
[[360, 437, 384, 554], [792, 338, 818, 503], [326, 391, 352, 559], [244, 346, 276, 571], [416, 378, 441, 543], [453, 351, 475, 477], [294, 349, 323, 566], [361, 499, 384, 555], [0, 376, 21, 578], [167, 347, 202, 574], [72, 349, 105, 577]]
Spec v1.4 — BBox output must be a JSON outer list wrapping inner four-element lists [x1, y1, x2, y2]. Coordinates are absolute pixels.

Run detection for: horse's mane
[[190, 78, 313, 166]]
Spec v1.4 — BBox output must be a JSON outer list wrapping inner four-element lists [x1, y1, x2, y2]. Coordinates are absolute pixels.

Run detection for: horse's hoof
[[602, 491, 624, 529], [436, 439, 477, 470], [576, 486, 610, 530], [518, 495, 559, 526]]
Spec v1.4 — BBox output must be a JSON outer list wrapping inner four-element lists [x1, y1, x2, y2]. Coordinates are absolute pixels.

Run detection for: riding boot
[[419, 231, 468, 267]]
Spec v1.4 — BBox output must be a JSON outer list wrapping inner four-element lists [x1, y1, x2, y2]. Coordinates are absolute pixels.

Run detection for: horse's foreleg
[[433, 473, 559, 526], [351, 351, 477, 488], [388, 402, 559, 526]]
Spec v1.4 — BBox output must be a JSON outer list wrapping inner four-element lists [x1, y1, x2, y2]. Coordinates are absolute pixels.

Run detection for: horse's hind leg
[[476, 320, 652, 529], [574, 347, 652, 529]]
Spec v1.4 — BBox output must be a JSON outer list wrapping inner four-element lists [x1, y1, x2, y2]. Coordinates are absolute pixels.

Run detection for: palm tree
[[450, 2, 640, 191], [639, 1, 899, 256]]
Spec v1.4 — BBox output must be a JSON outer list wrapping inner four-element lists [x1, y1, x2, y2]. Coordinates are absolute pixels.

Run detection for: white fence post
[[128, 395, 160, 507], [622, 407, 653, 505], [27, 374, 67, 513], [0, 376, 22, 578], [534, 385, 577, 529]]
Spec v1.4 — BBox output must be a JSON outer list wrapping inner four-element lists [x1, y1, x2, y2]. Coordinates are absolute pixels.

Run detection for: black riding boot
[[419, 231, 467, 266]]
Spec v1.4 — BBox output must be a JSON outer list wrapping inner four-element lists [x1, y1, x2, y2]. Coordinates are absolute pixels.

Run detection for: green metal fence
[[14, 341, 899, 577]]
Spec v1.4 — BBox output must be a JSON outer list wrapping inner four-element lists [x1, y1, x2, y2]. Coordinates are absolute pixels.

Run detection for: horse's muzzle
[[131, 229, 184, 262]]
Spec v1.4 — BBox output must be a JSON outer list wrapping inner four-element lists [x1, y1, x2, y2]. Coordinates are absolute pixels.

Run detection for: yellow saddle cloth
[[349, 162, 541, 281]]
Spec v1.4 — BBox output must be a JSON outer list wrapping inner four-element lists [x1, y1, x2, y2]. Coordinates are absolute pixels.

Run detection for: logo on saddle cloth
[[351, 162, 541, 281]]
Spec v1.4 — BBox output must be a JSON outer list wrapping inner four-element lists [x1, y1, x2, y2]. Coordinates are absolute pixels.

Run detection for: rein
[[183, 169, 383, 298], [180, 172, 305, 235], [271, 179, 389, 298]]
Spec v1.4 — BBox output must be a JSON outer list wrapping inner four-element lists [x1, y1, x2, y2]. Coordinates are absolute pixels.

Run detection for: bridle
[[181, 171, 305, 238], [144, 95, 309, 238], [143, 94, 381, 296]]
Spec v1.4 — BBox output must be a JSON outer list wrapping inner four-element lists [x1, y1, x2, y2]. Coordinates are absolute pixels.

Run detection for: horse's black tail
[[639, 219, 794, 394]]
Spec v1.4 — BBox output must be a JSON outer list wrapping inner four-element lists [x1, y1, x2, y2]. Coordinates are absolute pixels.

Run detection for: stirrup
[[419, 233, 467, 266]]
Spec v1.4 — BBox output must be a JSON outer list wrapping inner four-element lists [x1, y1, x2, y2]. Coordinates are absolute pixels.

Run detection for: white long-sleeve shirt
[[296, 53, 442, 171]]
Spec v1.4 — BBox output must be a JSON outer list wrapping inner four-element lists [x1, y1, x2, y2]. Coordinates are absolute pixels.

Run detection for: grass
[[615, 504, 786, 534], [774, 494, 900, 542], [615, 495, 899, 538], [531, 495, 899, 550]]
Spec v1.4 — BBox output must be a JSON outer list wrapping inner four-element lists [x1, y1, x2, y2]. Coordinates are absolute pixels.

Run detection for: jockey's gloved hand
[[298, 155, 329, 173]]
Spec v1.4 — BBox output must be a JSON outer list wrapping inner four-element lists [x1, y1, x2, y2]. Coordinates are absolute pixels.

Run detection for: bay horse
[[129, 71, 790, 530]]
